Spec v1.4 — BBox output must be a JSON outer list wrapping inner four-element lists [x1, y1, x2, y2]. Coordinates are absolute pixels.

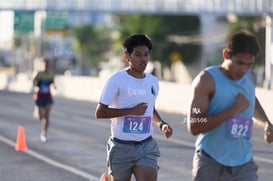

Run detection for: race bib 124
[[123, 116, 151, 134]]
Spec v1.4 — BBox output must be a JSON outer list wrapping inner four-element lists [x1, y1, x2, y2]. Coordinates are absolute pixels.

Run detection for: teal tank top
[[195, 66, 255, 166]]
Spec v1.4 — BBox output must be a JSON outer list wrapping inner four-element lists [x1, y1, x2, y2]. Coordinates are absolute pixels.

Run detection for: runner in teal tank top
[[187, 29, 273, 181]]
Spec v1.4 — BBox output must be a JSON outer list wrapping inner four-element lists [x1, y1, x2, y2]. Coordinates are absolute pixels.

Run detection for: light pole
[[264, 15, 272, 89]]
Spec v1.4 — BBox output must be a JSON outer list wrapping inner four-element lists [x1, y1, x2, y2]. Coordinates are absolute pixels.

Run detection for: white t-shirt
[[99, 69, 159, 141]]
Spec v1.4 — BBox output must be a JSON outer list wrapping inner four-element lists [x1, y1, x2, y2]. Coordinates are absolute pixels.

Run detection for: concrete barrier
[[0, 73, 272, 120]]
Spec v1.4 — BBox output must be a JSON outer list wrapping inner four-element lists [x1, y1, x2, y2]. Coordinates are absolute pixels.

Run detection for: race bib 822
[[225, 117, 253, 140]]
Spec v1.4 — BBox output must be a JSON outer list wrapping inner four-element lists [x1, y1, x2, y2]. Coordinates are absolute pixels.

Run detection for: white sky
[[0, 11, 13, 50]]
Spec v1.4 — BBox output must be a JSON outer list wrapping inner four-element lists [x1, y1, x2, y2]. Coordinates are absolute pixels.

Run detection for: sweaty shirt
[[99, 69, 159, 141], [195, 66, 255, 166]]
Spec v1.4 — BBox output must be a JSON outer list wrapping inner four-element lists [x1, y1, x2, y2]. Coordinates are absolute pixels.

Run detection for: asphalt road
[[0, 91, 272, 181]]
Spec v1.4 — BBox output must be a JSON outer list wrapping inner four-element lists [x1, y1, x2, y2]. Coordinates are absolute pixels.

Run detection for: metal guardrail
[[0, 0, 273, 15]]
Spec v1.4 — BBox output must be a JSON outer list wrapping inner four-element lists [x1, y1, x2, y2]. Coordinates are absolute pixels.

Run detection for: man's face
[[228, 53, 255, 80], [127, 45, 150, 73]]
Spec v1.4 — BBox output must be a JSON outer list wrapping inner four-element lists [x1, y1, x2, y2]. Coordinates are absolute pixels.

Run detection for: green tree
[[113, 15, 201, 66], [71, 24, 111, 71]]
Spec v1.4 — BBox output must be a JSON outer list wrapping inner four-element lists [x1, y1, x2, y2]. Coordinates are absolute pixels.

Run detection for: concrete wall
[[0, 73, 272, 121]]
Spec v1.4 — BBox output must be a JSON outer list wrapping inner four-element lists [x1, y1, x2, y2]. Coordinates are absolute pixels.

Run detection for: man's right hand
[[233, 93, 249, 113], [131, 102, 148, 115]]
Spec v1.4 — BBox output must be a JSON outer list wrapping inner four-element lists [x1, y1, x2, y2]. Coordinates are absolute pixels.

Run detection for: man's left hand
[[162, 124, 173, 138], [264, 123, 273, 143]]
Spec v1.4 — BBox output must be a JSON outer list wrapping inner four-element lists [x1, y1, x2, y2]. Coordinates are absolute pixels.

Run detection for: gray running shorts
[[192, 150, 258, 181], [106, 136, 160, 180]]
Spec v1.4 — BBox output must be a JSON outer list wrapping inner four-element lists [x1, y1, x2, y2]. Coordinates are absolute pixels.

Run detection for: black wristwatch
[[159, 122, 166, 129]]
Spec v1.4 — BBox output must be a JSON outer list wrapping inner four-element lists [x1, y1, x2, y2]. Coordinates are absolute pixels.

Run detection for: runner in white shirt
[[96, 34, 173, 181]]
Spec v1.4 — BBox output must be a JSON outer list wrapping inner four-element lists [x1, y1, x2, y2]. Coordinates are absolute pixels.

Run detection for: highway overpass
[[0, 0, 272, 16]]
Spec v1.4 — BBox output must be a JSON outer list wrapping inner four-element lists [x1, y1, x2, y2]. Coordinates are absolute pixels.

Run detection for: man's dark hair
[[226, 29, 260, 57], [123, 34, 153, 54]]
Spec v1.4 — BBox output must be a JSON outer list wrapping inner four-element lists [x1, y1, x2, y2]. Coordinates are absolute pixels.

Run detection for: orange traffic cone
[[15, 126, 27, 151]]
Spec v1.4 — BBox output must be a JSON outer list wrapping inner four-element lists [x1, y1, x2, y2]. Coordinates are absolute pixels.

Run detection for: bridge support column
[[264, 15, 273, 89]]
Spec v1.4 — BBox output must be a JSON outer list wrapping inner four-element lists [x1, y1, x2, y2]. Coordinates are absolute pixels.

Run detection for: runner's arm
[[187, 71, 249, 135], [253, 97, 273, 143], [95, 102, 148, 119], [152, 108, 173, 138], [33, 72, 40, 86], [251, 71, 273, 143]]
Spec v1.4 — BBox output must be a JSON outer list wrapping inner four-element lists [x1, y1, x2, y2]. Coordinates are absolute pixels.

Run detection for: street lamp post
[[264, 15, 272, 89]]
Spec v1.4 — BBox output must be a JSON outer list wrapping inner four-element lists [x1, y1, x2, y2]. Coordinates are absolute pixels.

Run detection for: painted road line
[[0, 135, 99, 181]]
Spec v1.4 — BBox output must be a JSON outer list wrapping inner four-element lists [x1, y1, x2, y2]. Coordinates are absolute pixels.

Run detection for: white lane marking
[[254, 156, 273, 164], [0, 135, 99, 181]]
